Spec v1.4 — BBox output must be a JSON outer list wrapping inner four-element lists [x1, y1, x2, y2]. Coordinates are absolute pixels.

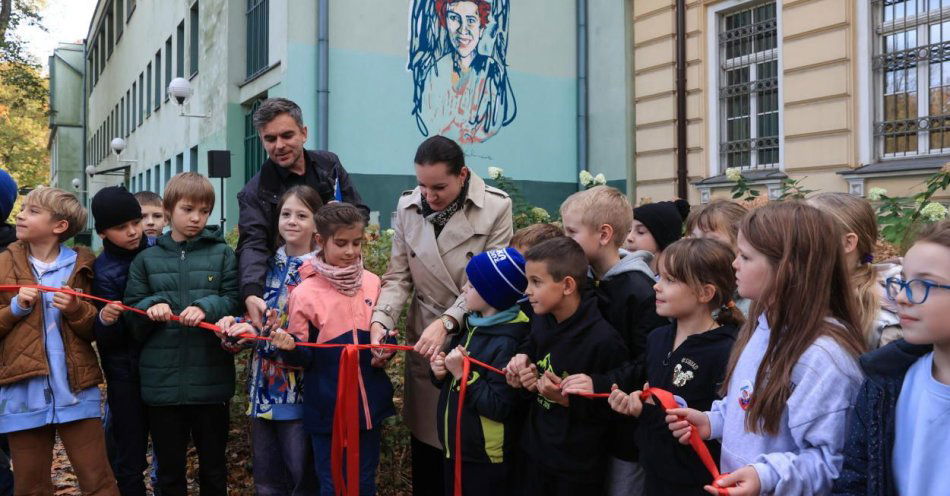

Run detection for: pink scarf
[[311, 255, 363, 296]]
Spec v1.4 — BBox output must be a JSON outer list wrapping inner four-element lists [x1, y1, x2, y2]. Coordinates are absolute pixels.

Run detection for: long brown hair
[[658, 238, 745, 328], [684, 199, 748, 249], [721, 201, 866, 435], [808, 192, 880, 344]]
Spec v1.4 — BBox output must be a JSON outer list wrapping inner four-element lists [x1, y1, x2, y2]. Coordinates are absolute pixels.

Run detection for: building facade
[[68, 0, 635, 230], [633, 0, 949, 204], [48, 43, 86, 195]]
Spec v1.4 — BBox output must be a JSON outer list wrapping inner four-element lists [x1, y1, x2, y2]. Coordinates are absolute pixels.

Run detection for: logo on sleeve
[[738, 380, 754, 411]]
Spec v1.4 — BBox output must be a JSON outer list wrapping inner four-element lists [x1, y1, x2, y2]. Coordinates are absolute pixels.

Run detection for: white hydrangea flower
[[594, 173, 607, 186], [725, 167, 742, 182], [531, 207, 550, 220], [921, 202, 948, 222], [487, 166, 504, 180], [579, 170, 594, 186], [867, 187, 887, 201], [384, 228, 395, 237]]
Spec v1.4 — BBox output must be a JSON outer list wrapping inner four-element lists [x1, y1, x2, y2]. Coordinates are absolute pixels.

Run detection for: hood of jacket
[[860, 338, 932, 387], [601, 249, 655, 282]]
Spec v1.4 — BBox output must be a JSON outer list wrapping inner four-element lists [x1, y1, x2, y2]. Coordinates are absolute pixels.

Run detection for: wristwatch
[[440, 315, 456, 332]]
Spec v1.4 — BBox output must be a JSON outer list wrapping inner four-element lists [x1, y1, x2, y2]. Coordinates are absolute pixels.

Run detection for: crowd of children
[[0, 160, 946, 496]]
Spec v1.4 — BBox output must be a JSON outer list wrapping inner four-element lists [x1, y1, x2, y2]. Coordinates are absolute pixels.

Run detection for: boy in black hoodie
[[506, 237, 627, 495], [91, 186, 155, 496], [431, 248, 530, 495], [557, 187, 667, 492]]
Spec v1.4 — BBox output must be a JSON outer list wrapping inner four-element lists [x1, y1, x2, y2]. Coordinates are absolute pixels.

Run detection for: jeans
[[103, 377, 150, 496], [605, 457, 646, 496], [251, 418, 318, 495]]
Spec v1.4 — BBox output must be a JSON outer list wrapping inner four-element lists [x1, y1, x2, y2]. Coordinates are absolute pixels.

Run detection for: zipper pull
[[180, 249, 186, 261]]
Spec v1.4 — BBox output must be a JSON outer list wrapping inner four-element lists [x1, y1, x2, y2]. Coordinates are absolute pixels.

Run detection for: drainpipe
[[81, 41, 89, 209], [576, 0, 588, 190], [675, 0, 688, 199], [316, 0, 329, 150]]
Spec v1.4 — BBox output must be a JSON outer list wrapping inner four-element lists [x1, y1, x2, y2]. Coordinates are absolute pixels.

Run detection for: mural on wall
[[408, 0, 517, 144]]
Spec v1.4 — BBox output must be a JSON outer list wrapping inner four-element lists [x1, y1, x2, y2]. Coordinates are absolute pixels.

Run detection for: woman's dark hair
[[414, 135, 466, 175], [315, 202, 366, 239]]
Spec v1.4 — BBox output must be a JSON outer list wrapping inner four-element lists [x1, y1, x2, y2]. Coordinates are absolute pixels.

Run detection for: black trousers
[[442, 459, 508, 496], [105, 377, 150, 496], [148, 404, 229, 496], [523, 459, 604, 496], [411, 436, 444, 496]]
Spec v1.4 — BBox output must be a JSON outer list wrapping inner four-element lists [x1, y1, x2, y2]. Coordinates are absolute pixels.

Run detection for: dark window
[[128, 0, 136, 20], [165, 160, 172, 185], [116, 0, 124, 40], [146, 64, 152, 116], [154, 51, 162, 110], [244, 97, 268, 179], [176, 153, 184, 174], [165, 37, 172, 101], [146, 169, 152, 192], [121, 96, 126, 138], [246, 0, 269, 77], [190, 145, 199, 172], [106, 10, 114, 58], [138, 73, 144, 125], [190, 2, 200, 76], [177, 22, 185, 77], [154, 165, 160, 193]]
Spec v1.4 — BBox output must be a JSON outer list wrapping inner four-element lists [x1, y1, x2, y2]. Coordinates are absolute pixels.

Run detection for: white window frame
[[706, 0, 784, 176], [873, 1, 950, 160]]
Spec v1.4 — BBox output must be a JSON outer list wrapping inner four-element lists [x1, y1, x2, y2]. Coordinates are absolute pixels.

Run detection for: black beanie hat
[[633, 199, 691, 250], [92, 186, 143, 233]]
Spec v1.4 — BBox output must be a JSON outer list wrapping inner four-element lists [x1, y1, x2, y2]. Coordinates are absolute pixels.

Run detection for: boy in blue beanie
[[0, 169, 17, 250], [430, 247, 530, 495]]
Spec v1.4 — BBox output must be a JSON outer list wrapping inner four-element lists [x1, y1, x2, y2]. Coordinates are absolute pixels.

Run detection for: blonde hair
[[684, 199, 748, 249], [559, 186, 632, 248], [808, 192, 879, 343], [163, 172, 215, 213], [23, 187, 87, 241]]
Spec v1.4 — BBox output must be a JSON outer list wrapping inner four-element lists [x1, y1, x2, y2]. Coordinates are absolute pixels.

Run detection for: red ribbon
[[0, 285, 727, 495]]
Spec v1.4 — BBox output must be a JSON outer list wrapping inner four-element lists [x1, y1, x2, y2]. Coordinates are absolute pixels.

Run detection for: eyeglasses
[[885, 277, 950, 304]]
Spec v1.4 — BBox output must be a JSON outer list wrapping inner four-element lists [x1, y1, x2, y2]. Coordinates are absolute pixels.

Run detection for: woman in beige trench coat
[[370, 136, 512, 495]]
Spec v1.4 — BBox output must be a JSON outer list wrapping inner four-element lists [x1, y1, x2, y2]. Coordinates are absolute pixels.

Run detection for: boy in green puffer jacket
[[124, 172, 239, 496]]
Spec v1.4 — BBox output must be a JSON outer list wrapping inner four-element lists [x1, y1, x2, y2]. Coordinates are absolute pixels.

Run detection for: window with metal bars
[[246, 0, 269, 78], [244, 98, 268, 179], [717, 1, 780, 171], [874, 0, 950, 158]]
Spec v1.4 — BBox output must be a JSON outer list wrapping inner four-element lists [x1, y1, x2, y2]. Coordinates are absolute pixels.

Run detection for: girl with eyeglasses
[[834, 219, 950, 496]]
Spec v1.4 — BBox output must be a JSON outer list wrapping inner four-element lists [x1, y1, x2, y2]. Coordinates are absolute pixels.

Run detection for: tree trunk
[[0, 0, 12, 44]]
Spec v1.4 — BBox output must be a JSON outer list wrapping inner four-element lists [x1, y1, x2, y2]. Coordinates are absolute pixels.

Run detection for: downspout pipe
[[317, 0, 329, 150], [81, 42, 89, 209], [675, 0, 688, 199], [576, 0, 588, 190]]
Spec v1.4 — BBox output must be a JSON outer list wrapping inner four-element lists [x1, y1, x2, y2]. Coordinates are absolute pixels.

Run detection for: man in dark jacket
[[832, 340, 932, 496], [237, 97, 367, 328]]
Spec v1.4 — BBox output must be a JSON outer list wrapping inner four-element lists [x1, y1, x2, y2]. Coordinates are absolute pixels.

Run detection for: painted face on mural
[[259, 113, 309, 173], [446, 1, 483, 59]]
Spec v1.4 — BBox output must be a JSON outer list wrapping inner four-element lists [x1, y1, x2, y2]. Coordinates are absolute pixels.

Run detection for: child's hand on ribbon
[[16, 287, 38, 309], [52, 286, 82, 315], [146, 303, 173, 322], [214, 316, 237, 340], [704, 465, 758, 495], [430, 351, 447, 380], [665, 407, 712, 445], [560, 373, 593, 396], [179, 306, 206, 327], [608, 384, 645, 417], [538, 371, 569, 407], [270, 329, 296, 351], [444, 346, 467, 379], [100, 302, 124, 325], [225, 322, 257, 346], [519, 363, 539, 392], [504, 354, 529, 388]]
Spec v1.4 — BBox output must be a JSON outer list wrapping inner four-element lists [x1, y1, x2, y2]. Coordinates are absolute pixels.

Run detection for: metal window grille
[[718, 1, 779, 171], [246, 0, 269, 78], [873, 0, 950, 158], [244, 98, 267, 179]]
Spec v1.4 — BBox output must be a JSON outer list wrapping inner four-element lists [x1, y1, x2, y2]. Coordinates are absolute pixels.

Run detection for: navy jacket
[[92, 237, 151, 380], [236, 150, 367, 301], [433, 311, 529, 464], [637, 323, 738, 495], [832, 340, 932, 496]]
